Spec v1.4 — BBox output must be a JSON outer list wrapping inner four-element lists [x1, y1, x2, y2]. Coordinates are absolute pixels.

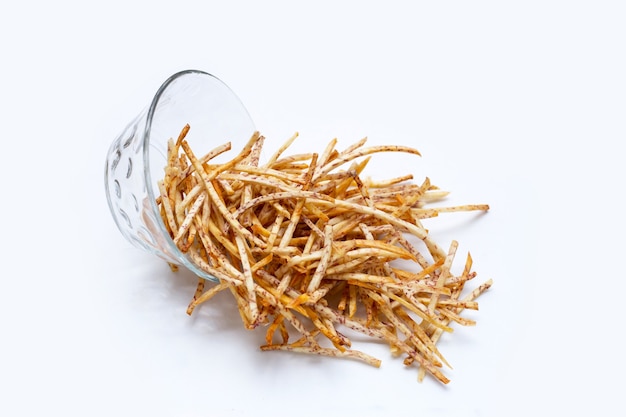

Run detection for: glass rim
[[142, 69, 253, 281]]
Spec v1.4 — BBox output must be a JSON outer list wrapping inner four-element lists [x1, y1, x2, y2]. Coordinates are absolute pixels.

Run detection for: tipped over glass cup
[[104, 70, 255, 281]]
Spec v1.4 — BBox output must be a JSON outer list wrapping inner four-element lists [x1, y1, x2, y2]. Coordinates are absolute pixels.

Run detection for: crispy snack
[[157, 124, 492, 384]]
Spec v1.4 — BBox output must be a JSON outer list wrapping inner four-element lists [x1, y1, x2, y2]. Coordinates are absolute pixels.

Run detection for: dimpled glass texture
[[104, 70, 255, 281]]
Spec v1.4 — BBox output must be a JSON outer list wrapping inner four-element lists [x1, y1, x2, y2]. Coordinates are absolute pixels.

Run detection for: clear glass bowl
[[104, 69, 255, 281]]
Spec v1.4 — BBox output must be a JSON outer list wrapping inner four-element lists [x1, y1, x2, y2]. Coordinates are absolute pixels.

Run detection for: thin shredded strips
[[157, 124, 492, 384]]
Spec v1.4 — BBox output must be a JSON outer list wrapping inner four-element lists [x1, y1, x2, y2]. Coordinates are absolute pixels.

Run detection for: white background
[[1, 1, 623, 416]]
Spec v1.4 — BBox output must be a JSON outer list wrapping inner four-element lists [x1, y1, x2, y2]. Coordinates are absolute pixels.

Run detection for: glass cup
[[104, 69, 255, 281]]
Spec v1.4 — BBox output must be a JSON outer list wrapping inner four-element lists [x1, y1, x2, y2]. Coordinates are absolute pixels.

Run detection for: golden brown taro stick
[[187, 281, 229, 315], [234, 234, 259, 327], [312, 144, 421, 183], [175, 183, 203, 222], [264, 132, 299, 167], [428, 240, 458, 315], [157, 180, 178, 236], [313, 137, 338, 176], [173, 193, 206, 248], [306, 224, 334, 293], [425, 204, 490, 214], [260, 344, 382, 368], [278, 153, 318, 249]]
